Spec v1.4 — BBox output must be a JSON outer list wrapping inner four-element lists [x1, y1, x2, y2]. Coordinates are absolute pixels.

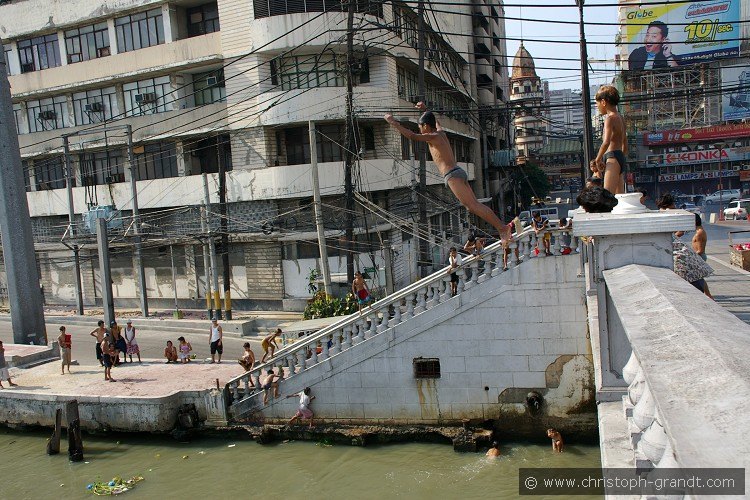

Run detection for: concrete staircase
[[226, 226, 586, 424]]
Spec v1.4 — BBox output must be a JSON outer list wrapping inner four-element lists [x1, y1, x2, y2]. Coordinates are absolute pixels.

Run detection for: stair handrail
[[225, 225, 556, 392]]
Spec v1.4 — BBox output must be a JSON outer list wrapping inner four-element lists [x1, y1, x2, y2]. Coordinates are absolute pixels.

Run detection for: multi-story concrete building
[[615, 0, 750, 196], [0, 0, 509, 311], [545, 88, 584, 136]]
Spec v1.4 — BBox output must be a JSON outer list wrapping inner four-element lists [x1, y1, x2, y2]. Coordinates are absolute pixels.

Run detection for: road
[[0, 320, 262, 366]]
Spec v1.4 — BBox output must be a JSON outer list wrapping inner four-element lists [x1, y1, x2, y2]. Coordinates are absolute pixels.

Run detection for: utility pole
[[383, 239, 394, 295], [309, 121, 332, 295], [217, 148, 231, 320], [0, 39, 47, 345], [125, 125, 148, 317], [95, 217, 115, 328], [416, 0, 429, 276], [202, 173, 221, 319], [62, 137, 84, 315], [576, 0, 595, 179], [199, 206, 213, 318], [344, 0, 356, 284], [169, 244, 179, 313]]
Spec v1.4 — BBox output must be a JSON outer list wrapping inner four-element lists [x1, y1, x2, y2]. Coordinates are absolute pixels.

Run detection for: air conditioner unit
[[20, 62, 35, 73], [38, 110, 56, 120], [97, 47, 111, 58], [84, 102, 104, 113], [206, 76, 218, 86], [135, 92, 157, 104]]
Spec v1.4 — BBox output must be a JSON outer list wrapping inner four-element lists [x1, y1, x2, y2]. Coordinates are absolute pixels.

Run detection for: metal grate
[[413, 357, 440, 379]]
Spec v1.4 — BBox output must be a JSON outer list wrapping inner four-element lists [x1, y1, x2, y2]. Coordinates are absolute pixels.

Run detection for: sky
[[503, 0, 620, 91]]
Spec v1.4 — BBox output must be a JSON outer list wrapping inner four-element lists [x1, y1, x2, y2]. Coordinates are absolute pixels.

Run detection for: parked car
[[678, 202, 702, 215], [519, 207, 559, 227], [723, 199, 750, 220], [704, 189, 741, 204]]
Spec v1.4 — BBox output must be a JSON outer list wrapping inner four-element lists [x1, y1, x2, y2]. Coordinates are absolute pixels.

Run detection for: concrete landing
[[4, 342, 59, 368], [0, 359, 238, 432]]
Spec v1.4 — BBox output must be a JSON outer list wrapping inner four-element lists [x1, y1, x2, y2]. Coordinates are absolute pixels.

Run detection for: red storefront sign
[[740, 171, 750, 182], [643, 122, 750, 146]]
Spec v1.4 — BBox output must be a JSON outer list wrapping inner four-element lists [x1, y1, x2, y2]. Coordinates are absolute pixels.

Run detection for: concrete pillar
[[5, 41, 21, 76], [175, 141, 187, 176], [573, 194, 695, 399], [184, 244, 198, 300], [106, 19, 119, 55], [56, 31, 68, 66], [0, 41, 47, 344], [162, 4, 177, 43]]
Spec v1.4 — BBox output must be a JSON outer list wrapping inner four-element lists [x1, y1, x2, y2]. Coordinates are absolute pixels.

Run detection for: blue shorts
[[443, 166, 468, 187], [603, 150, 627, 174]]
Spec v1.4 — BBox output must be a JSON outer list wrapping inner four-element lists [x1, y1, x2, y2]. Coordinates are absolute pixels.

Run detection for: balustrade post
[[491, 248, 503, 276], [342, 326, 352, 349], [308, 342, 318, 368], [552, 231, 561, 255], [478, 252, 492, 283], [231, 381, 239, 401], [320, 335, 330, 360], [276, 362, 285, 381], [389, 299, 402, 327], [414, 287, 426, 314], [404, 293, 415, 319], [287, 353, 298, 375], [250, 371, 259, 390], [457, 269, 466, 294], [243, 377, 250, 396], [377, 307, 389, 333], [522, 234, 532, 260], [365, 312, 379, 339]]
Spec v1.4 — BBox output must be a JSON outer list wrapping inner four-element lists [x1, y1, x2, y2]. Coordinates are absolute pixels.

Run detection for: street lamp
[[714, 141, 727, 221], [576, 0, 595, 185]]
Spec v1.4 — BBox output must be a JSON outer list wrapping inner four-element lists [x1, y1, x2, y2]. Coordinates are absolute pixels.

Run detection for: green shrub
[[303, 291, 358, 320]]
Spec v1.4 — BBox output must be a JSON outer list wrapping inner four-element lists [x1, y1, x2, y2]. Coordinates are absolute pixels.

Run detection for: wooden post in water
[[46, 408, 62, 455], [66, 400, 84, 462]]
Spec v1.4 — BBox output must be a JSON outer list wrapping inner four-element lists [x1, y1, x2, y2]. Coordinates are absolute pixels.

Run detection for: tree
[[513, 162, 551, 207]]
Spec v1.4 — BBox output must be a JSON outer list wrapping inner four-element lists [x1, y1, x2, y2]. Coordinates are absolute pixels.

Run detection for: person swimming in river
[[593, 85, 626, 195], [385, 102, 512, 246]]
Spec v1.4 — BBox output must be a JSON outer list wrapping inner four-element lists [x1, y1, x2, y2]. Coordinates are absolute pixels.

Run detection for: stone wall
[[252, 256, 596, 438]]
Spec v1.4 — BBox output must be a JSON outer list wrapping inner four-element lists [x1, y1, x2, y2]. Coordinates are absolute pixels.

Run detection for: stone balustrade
[[225, 225, 579, 413], [599, 263, 750, 488]]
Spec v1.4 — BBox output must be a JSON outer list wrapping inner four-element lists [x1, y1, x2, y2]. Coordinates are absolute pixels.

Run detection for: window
[[191, 135, 231, 174], [271, 54, 345, 91], [115, 9, 165, 53], [135, 142, 177, 180], [17, 34, 61, 72], [3, 45, 13, 76], [284, 124, 343, 165], [187, 3, 220, 37], [254, 0, 381, 19], [285, 127, 310, 165], [123, 76, 171, 116], [34, 156, 67, 191], [362, 126, 375, 150], [413, 357, 440, 378], [65, 22, 110, 63], [26, 96, 68, 132], [72, 87, 118, 125], [22, 161, 31, 192], [79, 150, 125, 185], [193, 70, 226, 105], [524, 85, 531, 93]]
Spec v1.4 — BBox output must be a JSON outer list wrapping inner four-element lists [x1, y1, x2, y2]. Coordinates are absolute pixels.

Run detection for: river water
[[0, 428, 601, 499]]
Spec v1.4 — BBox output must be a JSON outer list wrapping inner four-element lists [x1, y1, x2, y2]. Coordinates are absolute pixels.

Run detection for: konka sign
[[656, 148, 748, 167]]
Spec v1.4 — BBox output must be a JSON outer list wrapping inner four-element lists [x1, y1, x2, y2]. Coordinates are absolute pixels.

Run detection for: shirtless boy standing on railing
[[385, 102, 512, 245]]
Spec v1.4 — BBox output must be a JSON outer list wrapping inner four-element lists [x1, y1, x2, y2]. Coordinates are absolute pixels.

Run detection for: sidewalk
[[707, 256, 750, 325]]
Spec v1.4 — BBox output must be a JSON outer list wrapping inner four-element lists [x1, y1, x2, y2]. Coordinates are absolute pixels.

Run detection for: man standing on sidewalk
[[209, 318, 223, 364], [89, 320, 106, 367], [692, 214, 714, 300]]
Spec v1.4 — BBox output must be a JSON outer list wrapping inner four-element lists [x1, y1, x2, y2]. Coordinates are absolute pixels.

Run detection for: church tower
[[510, 43, 544, 164]]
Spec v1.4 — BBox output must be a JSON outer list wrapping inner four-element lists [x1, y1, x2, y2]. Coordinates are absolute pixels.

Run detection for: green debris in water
[[87, 476, 144, 496]]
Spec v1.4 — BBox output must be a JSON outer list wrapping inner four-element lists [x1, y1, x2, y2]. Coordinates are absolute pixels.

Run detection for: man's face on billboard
[[644, 26, 665, 53]]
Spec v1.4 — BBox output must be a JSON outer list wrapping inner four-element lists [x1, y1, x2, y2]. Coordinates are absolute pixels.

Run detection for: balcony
[[9, 32, 223, 97]]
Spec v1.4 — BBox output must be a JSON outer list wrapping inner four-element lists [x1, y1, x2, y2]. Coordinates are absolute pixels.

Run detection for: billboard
[[622, 0, 740, 70], [649, 147, 749, 167], [722, 65, 750, 121], [643, 122, 750, 146]]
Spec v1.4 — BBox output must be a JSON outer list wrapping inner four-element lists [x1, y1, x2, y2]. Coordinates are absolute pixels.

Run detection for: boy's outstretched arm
[[384, 114, 434, 143], [415, 101, 442, 131]]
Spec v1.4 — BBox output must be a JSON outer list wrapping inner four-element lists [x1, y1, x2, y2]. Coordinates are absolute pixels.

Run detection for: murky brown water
[[0, 428, 601, 499]]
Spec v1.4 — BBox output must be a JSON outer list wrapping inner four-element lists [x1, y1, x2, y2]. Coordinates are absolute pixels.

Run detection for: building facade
[[0, 0, 509, 311], [509, 43, 543, 164]]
